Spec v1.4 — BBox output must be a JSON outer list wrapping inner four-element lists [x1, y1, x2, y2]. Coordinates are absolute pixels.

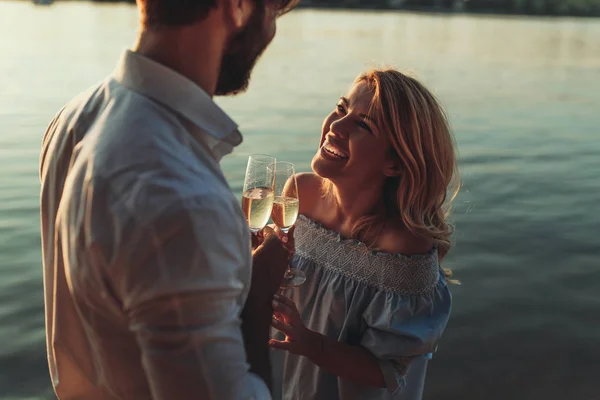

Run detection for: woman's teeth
[[323, 143, 348, 159]]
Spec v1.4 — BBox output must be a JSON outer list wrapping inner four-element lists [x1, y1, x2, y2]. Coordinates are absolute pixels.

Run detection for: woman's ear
[[383, 159, 402, 177]]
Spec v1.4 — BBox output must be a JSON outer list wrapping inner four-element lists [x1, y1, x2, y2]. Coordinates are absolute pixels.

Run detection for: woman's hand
[[270, 295, 387, 388], [269, 294, 322, 360]]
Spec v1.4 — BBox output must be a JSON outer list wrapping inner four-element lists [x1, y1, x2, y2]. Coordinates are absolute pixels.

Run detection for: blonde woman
[[270, 69, 459, 400]]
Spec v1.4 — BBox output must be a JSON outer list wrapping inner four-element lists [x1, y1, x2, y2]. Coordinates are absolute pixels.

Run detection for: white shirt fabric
[[39, 50, 270, 400]]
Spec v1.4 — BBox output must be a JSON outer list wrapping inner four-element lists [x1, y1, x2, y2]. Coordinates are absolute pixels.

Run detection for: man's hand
[[248, 226, 289, 305], [241, 226, 290, 390], [251, 224, 295, 253], [273, 224, 295, 255]]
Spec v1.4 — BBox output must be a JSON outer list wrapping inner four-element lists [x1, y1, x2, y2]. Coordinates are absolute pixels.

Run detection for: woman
[[269, 69, 460, 400]]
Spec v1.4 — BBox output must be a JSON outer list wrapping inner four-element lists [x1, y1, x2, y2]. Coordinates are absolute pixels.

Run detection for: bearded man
[[39, 1, 298, 398]]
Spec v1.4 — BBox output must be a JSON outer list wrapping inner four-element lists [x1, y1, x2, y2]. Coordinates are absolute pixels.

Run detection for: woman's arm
[[270, 294, 387, 388]]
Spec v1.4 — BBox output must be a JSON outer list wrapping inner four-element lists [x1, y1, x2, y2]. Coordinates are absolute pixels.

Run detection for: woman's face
[[312, 80, 395, 185]]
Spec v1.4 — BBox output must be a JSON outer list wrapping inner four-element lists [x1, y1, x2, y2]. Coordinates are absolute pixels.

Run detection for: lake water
[[0, 1, 599, 399]]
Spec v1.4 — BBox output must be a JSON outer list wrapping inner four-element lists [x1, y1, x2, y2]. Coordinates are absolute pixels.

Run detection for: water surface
[[0, 2, 599, 398]]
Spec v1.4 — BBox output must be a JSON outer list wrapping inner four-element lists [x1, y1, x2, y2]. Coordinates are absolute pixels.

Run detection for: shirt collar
[[113, 50, 243, 151]]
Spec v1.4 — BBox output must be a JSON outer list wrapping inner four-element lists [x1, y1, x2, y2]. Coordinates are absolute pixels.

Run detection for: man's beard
[[215, 6, 271, 96]]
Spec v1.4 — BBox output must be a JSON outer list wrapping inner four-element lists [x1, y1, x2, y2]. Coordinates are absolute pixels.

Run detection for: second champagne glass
[[241, 154, 276, 233], [270, 162, 306, 288]]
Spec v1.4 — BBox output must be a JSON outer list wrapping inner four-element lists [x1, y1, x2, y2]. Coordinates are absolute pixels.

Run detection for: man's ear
[[222, 0, 255, 30]]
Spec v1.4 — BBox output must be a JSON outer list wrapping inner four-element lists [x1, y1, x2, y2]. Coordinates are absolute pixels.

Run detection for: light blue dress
[[272, 215, 452, 400]]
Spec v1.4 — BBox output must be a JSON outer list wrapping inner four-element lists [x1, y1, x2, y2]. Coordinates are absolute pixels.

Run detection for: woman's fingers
[[272, 297, 302, 326], [273, 294, 302, 322], [268, 339, 293, 351], [273, 293, 295, 307], [272, 298, 295, 315], [271, 317, 294, 337]]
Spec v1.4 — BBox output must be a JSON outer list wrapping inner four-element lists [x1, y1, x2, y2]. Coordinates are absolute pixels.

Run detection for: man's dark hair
[[139, 0, 299, 29]]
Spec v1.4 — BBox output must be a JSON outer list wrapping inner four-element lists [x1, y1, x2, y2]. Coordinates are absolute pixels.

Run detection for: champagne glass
[[242, 154, 276, 233], [270, 162, 306, 288]]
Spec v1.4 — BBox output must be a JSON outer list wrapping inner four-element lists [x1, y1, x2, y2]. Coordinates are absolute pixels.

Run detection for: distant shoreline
[[32, 0, 600, 18], [297, 4, 600, 18], [298, 1, 600, 18]]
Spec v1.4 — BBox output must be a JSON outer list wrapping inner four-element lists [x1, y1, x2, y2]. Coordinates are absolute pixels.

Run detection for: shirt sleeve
[[107, 193, 271, 400], [360, 277, 452, 398]]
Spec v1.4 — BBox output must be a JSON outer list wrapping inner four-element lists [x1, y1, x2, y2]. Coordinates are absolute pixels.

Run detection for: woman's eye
[[336, 104, 345, 113], [357, 121, 373, 134]]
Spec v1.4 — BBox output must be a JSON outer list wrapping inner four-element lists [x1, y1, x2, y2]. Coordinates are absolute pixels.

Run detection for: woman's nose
[[330, 118, 349, 139]]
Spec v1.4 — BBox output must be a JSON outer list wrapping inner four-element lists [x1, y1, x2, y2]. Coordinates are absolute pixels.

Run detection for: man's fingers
[[256, 234, 288, 267], [251, 230, 264, 249], [287, 224, 295, 240], [262, 225, 276, 240], [261, 230, 286, 253]]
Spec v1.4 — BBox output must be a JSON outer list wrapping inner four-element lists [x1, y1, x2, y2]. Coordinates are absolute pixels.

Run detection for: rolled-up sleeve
[[107, 193, 270, 400]]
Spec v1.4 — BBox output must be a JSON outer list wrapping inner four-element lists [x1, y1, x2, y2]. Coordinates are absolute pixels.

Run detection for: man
[[39, 0, 298, 398]]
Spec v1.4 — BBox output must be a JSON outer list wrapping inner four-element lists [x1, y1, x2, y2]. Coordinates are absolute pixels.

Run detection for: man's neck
[[133, 23, 226, 97]]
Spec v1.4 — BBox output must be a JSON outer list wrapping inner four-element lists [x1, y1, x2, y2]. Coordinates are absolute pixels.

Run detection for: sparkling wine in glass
[[270, 162, 306, 288], [242, 154, 276, 233]]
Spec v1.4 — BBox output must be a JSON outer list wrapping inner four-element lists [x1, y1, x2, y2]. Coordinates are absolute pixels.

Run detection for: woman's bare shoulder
[[295, 172, 325, 217], [375, 223, 434, 256]]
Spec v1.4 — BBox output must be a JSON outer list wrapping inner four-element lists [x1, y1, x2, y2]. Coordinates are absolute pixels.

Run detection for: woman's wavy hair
[[325, 69, 460, 281]]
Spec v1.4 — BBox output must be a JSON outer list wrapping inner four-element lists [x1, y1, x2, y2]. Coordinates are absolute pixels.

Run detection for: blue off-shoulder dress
[[271, 215, 452, 400]]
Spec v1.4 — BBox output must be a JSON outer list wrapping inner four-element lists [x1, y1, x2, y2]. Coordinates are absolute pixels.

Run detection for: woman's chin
[[312, 153, 342, 180], [310, 155, 323, 175]]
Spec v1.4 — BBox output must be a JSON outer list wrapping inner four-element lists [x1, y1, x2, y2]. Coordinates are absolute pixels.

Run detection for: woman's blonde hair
[[324, 69, 460, 280]]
